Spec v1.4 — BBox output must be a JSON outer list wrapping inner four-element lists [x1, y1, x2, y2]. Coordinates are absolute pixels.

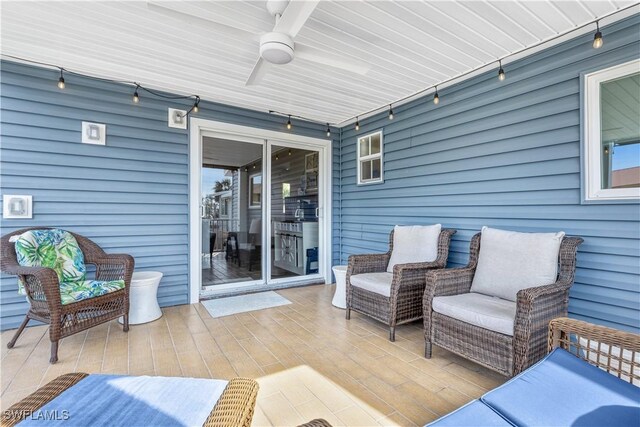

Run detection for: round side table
[[331, 265, 347, 309], [119, 271, 163, 325]]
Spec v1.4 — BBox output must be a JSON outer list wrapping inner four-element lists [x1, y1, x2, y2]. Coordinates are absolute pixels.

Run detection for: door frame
[[188, 117, 333, 304]]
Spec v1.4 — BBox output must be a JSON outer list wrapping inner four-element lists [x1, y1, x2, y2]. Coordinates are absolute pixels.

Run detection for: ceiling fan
[[147, 0, 369, 86]]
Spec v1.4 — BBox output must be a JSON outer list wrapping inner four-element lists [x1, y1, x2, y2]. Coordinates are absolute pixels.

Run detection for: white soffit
[[1, 1, 638, 124]]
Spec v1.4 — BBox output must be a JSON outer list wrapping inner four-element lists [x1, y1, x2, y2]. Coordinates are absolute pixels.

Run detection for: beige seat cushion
[[350, 272, 393, 297], [387, 224, 441, 273], [470, 227, 565, 302], [432, 292, 516, 336]]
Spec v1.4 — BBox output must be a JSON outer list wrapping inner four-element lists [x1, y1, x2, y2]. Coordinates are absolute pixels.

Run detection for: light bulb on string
[[57, 69, 65, 89], [133, 85, 140, 103], [286, 115, 292, 130], [593, 21, 603, 49], [193, 96, 200, 113], [388, 105, 394, 120], [355, 117, 360, 131], [433, 86, 440, 105], [326, 124, 331, 137], [498, 60, 506, 81]]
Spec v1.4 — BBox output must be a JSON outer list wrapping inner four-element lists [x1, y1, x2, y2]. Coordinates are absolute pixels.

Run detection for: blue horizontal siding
[[334, 15, 640, 332], [0, 60, 335, 330]]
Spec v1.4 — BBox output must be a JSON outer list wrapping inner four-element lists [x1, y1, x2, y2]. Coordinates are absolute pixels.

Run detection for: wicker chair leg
[[389, 326, 396, 342], [345, 308, 351, 320], [122, 314, 130, 332], [7, 315, 30, 348], [50, 340, 59, 364], [425, 341, 432, 358]]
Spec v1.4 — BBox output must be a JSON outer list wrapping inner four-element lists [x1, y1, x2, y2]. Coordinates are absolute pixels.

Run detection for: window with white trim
[[583, 59, 640, 202], [357, 131, 383, 185]]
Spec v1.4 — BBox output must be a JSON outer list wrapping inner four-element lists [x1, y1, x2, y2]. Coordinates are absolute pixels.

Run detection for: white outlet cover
[[82, 122, 106, 145], [168, 108, 188, 129], [3, 195, 33, 219]]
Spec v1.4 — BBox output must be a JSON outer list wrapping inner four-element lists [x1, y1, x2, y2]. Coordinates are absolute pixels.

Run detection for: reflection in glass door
[[269, 145, 321, 281], [200, 137, 263, 290]]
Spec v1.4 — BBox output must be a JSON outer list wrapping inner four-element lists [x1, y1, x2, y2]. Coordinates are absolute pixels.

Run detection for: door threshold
[[200, 279, 325, 301]]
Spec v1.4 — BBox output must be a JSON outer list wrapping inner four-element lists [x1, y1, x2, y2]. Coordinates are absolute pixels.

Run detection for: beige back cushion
[[386, 224, 441, 273], [470, 226, 565, 302]]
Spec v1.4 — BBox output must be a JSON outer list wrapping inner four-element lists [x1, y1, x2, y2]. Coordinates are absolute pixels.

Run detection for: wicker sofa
[[423, 229, 583, 377], [346, 226, 456, 341], [428, 317, 640, 426]]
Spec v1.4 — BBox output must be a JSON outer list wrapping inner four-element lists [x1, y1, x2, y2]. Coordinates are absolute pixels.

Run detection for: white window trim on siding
[[582, 59, 640, 202], [357, 130, 384, 185]]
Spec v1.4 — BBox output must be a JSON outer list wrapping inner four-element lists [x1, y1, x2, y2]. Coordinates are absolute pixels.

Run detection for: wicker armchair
[[1, 227, 134, 363], [346, 228, 456, 341], [423, 232, 583, 377]]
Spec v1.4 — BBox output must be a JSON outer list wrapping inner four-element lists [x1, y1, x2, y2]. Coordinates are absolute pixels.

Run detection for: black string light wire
[[1, 54, 201, 116], [338, 5, 634, 127]]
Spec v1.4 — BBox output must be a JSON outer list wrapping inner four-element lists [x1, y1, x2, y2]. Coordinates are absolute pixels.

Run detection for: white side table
[[119, 271, 163, 325], [331, 265, 347, 309]]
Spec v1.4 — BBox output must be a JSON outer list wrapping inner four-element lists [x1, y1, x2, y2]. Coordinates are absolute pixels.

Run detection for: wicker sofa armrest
[[0, 261, 62, 303], [347, 253, 390, 276], [423, 267, 476, 300], [548, 317, 640, 384], [93, 254, 135, 283], [512, 280, 573, 374], [389, 261, 442, 300]]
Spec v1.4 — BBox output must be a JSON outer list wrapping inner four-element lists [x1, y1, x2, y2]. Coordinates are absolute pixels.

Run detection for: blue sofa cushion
[[426, 400, 513, 426], [481, 348, 640, 427]]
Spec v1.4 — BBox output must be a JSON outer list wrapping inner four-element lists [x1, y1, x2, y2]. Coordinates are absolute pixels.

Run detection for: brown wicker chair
[[1, 227, 134, 363], [423, 232, 583, 377], [346, 228, 456, 341]]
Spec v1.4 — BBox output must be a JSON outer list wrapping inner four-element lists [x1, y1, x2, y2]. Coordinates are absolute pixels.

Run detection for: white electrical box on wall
[[168, 108, 188, 129], [82, 122, 106, 145], [3, 195, 33, 219]]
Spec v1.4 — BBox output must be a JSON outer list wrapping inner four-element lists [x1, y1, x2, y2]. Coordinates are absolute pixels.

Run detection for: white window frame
[[357, 130, 384, 185], [582, 59, 640, 202]]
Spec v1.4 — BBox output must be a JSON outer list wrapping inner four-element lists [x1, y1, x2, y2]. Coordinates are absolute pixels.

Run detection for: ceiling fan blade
[[146, 1, 258, 41], [273, 0, 320, 38], [245, 57, 271, 86], [295, 44, 370, 76]]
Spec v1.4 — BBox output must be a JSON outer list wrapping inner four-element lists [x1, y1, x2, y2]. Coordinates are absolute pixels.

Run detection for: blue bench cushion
[[481, 348, 640, 427], [17, 374, 228, 426], [426, 400, 513, 426]]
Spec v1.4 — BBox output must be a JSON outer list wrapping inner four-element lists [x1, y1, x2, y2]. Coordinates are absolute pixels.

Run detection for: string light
[[388, 105, 394, 120], [355, 117, 360, 131], [326, 124, 331, 137], [286, 115, 292, 130], [433, 86, 440, 105], [288, 149, 292, 156], [498, 60, 506, 81], [193, 96, 200, 113], [57, 69, 65, 89], [133, 85, 140, 103], [275, 153, 279, 160], [593, 21, 603, 49]]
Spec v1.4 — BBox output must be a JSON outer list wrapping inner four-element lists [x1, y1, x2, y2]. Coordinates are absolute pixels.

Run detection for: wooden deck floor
[[0, 285, 505, 426]]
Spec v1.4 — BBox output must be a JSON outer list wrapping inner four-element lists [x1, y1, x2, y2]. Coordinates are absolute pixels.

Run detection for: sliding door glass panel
[[270, 145, 320, 280], [201, 137, 263, 288]]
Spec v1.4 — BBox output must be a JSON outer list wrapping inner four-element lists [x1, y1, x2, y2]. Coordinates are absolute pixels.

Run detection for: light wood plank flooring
[[1, 285, 506, 426]]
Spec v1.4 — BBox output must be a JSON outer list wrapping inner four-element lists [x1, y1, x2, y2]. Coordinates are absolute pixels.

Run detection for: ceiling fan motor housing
[[260, 32, 295, 64]]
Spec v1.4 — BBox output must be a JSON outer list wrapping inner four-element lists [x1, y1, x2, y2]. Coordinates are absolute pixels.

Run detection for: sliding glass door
[[200, 135, 324, 294], [268, 144, 321, 282]]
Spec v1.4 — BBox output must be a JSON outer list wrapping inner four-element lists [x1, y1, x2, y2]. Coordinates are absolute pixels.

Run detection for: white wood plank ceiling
[[1, 1, 637, 125]]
